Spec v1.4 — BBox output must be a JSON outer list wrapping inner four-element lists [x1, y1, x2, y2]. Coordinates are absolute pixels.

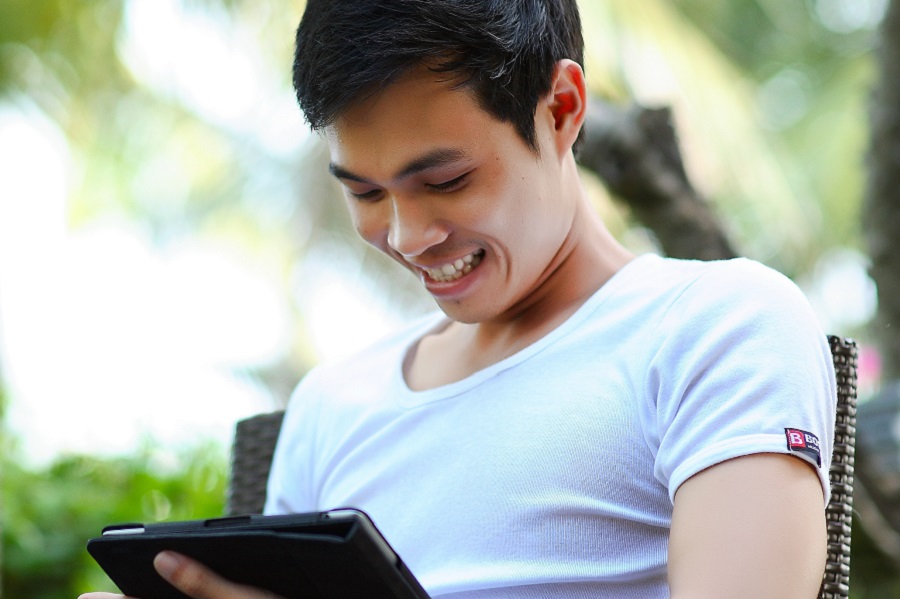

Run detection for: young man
[[82, 1, 836, 597]]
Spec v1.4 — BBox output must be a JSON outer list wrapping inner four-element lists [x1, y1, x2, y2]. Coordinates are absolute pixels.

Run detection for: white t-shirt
[[265, 255, 836, 598]]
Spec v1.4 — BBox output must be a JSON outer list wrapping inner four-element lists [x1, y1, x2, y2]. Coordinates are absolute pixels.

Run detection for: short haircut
[[292, 0, 584, 152]]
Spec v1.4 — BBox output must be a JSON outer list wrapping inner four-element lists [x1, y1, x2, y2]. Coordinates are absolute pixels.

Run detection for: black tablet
[[86, 509, 430, 599]]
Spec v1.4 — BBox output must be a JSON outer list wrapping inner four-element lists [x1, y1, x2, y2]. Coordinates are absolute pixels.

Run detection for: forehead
[[323, 68, 509, 174]]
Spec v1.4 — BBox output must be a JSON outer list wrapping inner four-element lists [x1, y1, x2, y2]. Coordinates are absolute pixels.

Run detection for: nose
[[387, 196, 449, 258]]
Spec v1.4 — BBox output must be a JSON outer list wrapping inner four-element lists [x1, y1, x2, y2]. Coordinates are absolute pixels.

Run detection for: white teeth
[[426, 250, 484, 282]]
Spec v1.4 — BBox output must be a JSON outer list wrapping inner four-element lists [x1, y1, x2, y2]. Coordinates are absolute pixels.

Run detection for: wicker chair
[[821, 336, 858, 599], [227, 335, 858, 599]]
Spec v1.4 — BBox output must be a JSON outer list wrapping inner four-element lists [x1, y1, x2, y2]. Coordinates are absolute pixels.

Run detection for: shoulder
[[604, 254, 800, 305], [601, 255, 814, 334], [692, 257, 803, 297], [649, 257, 816, 327], [639, 256, 833, 410], [275, 309, 447, 458], [652, 256, 803, 300]]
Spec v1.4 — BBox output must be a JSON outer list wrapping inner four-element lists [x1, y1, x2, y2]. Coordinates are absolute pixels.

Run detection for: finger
[[154, 551, 284, 599]]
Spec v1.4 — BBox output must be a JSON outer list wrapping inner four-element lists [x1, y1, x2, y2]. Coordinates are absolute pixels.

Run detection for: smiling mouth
[[424, 249, 485, 283]]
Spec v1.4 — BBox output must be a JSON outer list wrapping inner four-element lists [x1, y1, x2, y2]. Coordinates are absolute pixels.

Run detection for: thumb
[[153, 552, 284, 599]]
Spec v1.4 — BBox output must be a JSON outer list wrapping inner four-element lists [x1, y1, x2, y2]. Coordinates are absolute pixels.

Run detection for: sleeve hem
[[666, 433, 831, 507]]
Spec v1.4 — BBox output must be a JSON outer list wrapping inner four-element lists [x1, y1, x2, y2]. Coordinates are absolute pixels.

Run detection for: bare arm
[[668, 453, 826, 598]]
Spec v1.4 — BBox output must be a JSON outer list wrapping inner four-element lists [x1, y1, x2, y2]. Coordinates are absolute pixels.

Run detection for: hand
[[78, 551, 287, 599]]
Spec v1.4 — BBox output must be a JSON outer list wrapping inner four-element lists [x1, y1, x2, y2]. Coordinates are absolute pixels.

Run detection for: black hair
[[292, 0, 584, 152]]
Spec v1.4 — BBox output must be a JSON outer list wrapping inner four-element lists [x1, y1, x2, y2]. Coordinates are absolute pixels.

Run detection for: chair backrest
[[227, 335, 859, 598], [227, 409, 285, 516], [820, 335, 858, 599]]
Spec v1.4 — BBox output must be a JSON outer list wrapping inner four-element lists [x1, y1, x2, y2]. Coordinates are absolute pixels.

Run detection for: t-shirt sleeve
[[646, 260, 837, 504]]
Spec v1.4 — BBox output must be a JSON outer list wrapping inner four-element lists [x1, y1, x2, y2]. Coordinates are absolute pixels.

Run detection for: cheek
[[345, 201, 385, 248]]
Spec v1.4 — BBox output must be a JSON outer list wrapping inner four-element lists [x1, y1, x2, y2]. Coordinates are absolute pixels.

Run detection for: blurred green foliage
[[1, 443, 227, 599], [671, 0, 877, 265]]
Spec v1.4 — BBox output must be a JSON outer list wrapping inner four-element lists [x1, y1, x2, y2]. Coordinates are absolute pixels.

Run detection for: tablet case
[[87, 509, 430, 599]]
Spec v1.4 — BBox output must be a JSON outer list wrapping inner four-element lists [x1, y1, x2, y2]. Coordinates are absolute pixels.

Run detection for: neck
[[499, 217, 625, 329], [462, 177, 634, 359]]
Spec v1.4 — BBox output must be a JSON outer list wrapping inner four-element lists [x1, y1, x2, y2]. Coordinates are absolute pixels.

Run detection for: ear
[[544, 59, 587, 158]]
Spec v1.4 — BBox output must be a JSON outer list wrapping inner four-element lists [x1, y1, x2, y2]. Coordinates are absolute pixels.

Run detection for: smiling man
[[321, 58, 633, 389], [81, 1, 836, 598]]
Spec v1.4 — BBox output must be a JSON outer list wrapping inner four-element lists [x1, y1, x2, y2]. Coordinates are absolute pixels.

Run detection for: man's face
[[324, 67, 578, 325]]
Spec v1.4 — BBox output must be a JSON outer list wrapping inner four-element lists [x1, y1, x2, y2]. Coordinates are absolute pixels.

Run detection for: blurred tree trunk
[[578, 100, 738, 261], [865, 0, 900, 382], [853, 0, 900, 572]]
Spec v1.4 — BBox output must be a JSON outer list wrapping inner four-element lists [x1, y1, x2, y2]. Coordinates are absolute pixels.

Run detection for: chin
[[435, 300, 493, 325]]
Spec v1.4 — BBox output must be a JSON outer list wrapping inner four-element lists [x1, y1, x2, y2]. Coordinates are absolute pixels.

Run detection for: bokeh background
[[0, 0, 894, 597]]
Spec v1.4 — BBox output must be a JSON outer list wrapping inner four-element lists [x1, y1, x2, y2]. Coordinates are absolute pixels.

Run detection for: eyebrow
[[328, 148, 467, 185]]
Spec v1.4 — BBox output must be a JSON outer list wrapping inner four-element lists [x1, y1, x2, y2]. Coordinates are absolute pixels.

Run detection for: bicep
[[668, 453, 826, 599]]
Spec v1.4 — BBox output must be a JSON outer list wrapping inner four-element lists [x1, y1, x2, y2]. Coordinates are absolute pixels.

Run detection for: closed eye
[[347, 188, 383, 201], [426, 172, 470, 193]]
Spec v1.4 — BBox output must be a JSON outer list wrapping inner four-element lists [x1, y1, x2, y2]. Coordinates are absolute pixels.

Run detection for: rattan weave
[[820, 335, 858, 599], [226, 410, 285, 516], [227, 336, 859, 598]]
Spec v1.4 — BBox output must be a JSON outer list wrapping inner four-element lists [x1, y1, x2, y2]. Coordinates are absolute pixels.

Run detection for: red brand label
[[787, 430, 806, 448], [784, 428, 821, 467]]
